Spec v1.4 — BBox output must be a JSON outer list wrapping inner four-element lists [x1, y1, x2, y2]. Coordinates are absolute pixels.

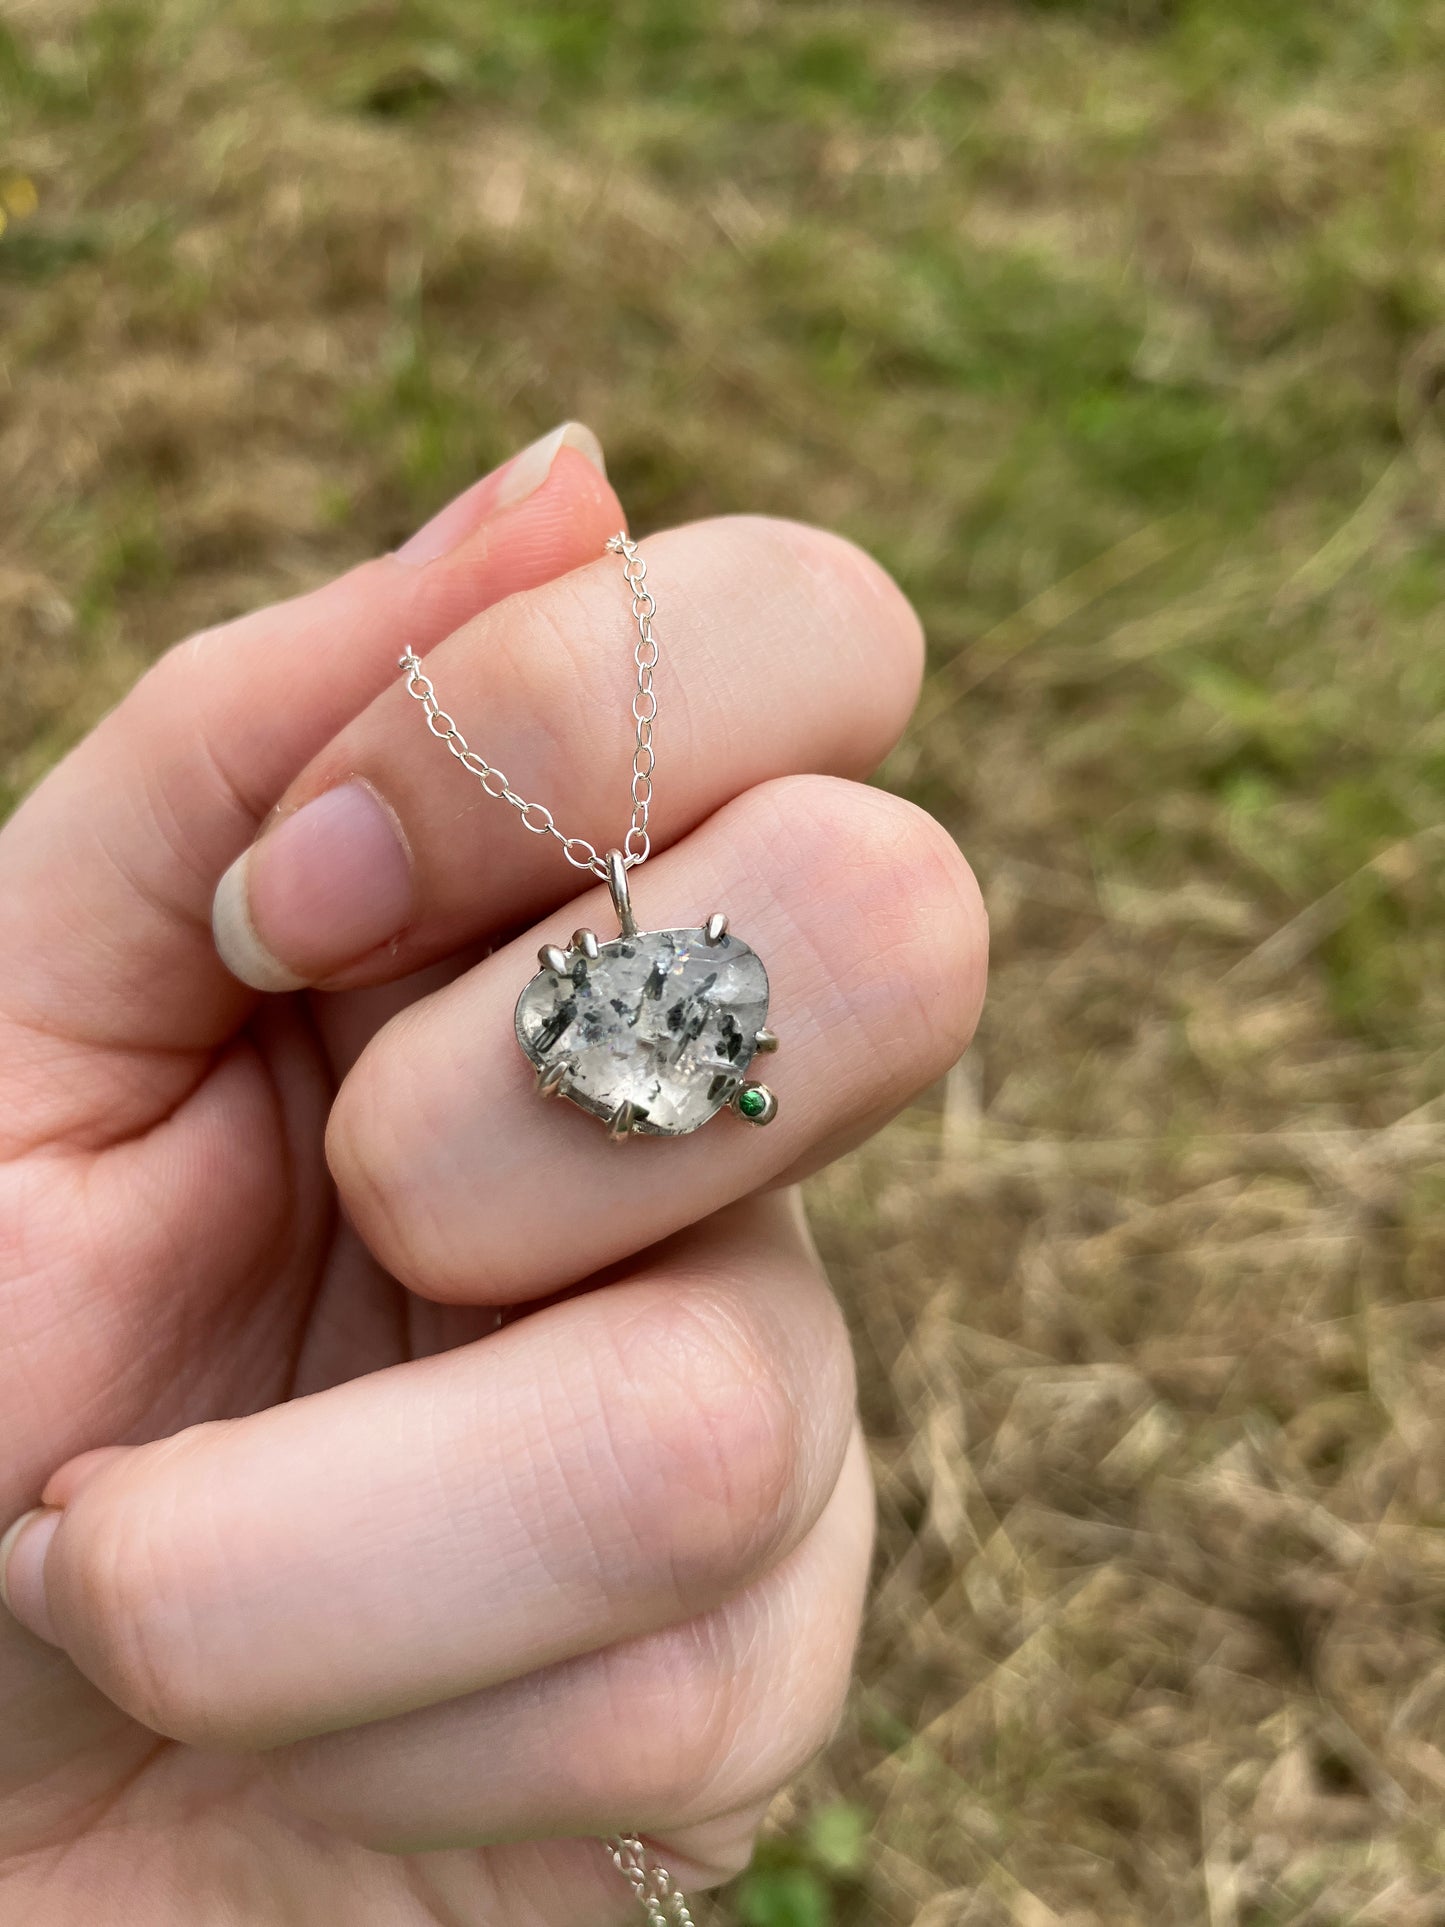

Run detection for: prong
[[733, 1082, 777, 1126], [754, 1028, 779, 1054], [572, 928, 601, 961], [705, 911, 728, 944], [607, 1099, 639, 1141], [535, 1056, 570, 1098], [538, 943, 569, 976]]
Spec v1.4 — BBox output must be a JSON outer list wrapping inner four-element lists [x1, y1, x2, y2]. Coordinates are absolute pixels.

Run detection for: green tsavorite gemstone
[[737, 1086, 768, 1119]]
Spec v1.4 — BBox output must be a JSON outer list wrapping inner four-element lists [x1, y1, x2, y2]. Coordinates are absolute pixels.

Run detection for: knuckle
[[807, 777, 988, 1073], [138, 629, 211, 718], [53, 1436, 231, 1745], [122, 651, 261, 895], [325, 1038, 459, 1298], [592, 1473, 868, 1827], [724, 514, 926, 718], [734, 515, 924, 665], [600, 1284, 806, 1608], [745, 773, 988, 1080], [588, 1619, 739, 1820], [325, 1066, 396, 1248], [684, 1816, 771, 1888], [869, 790, 989, 1068]]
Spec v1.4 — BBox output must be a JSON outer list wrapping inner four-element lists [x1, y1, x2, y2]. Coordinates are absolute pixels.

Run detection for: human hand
[[0, 427, 986, 1924]]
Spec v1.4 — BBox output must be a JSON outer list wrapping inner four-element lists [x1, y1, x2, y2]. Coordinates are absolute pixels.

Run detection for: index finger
[[210, 515, 925, 992]]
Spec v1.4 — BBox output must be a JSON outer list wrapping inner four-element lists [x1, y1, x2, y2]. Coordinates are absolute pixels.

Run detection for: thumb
[[0, 424, 621, 1152]]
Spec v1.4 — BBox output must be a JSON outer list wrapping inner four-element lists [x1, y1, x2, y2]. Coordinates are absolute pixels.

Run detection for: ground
[[2, 2, 1444, 1921]]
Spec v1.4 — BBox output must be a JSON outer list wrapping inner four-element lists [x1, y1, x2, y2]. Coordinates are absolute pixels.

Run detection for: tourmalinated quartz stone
[[515, 926, 770, 1136]]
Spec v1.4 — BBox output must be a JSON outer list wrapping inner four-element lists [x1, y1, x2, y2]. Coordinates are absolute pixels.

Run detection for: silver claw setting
[[536, 1056, 570, 1097], [518, 872, 774, 1139]]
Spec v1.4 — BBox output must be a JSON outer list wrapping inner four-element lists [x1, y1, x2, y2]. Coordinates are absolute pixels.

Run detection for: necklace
[[400, 532, 779, 1142], [400, 534, 728, 1912], [609, 1835, 697, 1925]]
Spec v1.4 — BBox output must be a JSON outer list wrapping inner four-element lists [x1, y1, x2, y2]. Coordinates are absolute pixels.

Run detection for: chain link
[[397, 532, 658, 880], [608, 1836, 696, 1926]]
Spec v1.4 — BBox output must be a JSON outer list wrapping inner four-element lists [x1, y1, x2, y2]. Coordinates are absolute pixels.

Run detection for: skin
[[0, 434, 987, 1925]]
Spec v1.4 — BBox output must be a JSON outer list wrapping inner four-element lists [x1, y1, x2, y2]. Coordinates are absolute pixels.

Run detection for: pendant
[[515, 851, 779, 1139]]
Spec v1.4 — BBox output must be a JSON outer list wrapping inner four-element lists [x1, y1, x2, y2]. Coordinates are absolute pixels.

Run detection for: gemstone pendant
[[514, 852, 778, 1140]]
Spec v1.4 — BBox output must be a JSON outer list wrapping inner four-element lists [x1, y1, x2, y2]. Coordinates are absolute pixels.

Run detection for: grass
[[3, 1, 1445, 1920]]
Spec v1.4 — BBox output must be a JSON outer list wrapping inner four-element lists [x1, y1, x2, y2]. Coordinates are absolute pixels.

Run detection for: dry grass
[[3, 2, 1445, 1921]]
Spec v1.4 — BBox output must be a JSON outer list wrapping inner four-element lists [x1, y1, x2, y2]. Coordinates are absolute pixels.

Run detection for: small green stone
[[738, 1086, 767, 1119]]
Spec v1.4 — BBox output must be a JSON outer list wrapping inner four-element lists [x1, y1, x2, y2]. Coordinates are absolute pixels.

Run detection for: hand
[[0, 426, 986, 1925]]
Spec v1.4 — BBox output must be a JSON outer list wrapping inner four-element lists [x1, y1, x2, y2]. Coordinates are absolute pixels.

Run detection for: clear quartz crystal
[[515, 927, 769, 1136]]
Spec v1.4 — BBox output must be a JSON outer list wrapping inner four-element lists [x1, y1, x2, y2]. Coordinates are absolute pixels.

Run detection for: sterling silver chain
[[398, 532, 658, 878], [399, 533, 691, 1923], [609, 1836, 697, 1926]]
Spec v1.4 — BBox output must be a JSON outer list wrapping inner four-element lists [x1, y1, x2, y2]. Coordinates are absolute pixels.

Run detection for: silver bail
[[605, 849, 638, 939]]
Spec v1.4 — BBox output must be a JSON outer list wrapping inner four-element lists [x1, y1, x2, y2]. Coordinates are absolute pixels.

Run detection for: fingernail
[[395, 422, 606, 566], [212, 781, 413, 991], [0, 1507, 60, 1644]]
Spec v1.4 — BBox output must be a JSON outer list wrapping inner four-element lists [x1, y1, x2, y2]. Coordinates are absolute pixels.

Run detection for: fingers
[[0, 425, 619, 1138], [328, 773, 987, 1304], [269, 1429, 873, 1853], [0, 1197, 856, 1751], [210, 515, 925, 992]]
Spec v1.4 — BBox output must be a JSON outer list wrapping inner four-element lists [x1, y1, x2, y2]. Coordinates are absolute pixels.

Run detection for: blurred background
[[3, 2, 1444, 1921]]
